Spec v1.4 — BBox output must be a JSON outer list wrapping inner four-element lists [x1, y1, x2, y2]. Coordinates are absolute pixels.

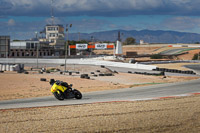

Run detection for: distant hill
[[68, 30, 200, 44]]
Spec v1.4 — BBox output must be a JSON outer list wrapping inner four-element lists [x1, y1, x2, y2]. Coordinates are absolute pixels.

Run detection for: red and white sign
[[95, 43, 107, 49], [76, 44, 88, 50], [70, 43, 114, 49]]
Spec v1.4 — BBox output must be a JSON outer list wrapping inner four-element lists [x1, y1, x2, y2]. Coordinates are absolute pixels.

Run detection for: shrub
[[150, 54, 163, 59], [192, 53, 199, 60]]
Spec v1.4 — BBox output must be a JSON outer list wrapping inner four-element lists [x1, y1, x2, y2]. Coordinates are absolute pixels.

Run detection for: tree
[[123, 37, 136, 45], [150, 54, 163, 59], [192, 53, 199, 60]]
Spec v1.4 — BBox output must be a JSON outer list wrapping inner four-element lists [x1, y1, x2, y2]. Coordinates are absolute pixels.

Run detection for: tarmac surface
[[0, 78, 200, 109], [0, 58, 199, 109]]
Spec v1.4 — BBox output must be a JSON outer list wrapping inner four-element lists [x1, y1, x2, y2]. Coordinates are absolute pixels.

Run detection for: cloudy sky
[[1, 0, 200, 40]]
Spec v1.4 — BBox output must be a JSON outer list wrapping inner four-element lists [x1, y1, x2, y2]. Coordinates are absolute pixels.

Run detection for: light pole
[[35, 31, 39, 68], [90, 36, 94, 57], [64, 24, 72, 73]]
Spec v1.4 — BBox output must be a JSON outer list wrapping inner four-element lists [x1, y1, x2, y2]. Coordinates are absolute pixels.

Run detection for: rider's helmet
[[56, 80, 61, 85], [49, 79, 55, 85]]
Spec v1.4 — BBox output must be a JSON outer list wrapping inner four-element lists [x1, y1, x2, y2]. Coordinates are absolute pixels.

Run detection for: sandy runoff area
[[0, 64, 200, 132], [0, 68, 198, 101], [0, 95, 200, 132]]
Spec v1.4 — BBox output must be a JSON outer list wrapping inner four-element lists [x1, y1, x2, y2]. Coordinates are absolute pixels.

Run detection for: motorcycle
[[50, 79, 82, 100]]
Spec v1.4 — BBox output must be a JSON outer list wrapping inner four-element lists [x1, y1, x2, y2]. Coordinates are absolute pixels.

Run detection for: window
[[31, 43, 34, 48], [50, 33, 56, 37], [26, 43, 30, 49], [47, 27, 58, 31], [0, 40, 6, 44], [0, 46, 6, 51]]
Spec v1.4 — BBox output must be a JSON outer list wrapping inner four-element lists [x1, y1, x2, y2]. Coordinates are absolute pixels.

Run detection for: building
[[9, 40, 54, 58], [8, 23, 66, 58], [0, 36, 10, 58], [41, 24, 65, 46], [140, 40, 144, 45]]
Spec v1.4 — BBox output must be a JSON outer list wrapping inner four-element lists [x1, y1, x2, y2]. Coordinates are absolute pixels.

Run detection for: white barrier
[[169, 45, 200, 48], [0, 58, 157, 70], [0, 63, 23, 71], [2, 64, 6, 71], [6, 64, 10, 71]]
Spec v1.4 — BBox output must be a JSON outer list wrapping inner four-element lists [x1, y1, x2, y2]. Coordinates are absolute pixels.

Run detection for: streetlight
[[64, 24, 72, 73], [90, 36, 94, 57], [35, 31, 39, 68]]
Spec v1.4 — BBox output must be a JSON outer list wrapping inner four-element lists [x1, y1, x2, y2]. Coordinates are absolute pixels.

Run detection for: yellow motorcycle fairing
[[51, 83, 67, 93]]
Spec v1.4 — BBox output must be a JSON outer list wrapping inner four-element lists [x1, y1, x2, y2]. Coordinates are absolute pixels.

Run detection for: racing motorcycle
[[50, 79, 82, 100]]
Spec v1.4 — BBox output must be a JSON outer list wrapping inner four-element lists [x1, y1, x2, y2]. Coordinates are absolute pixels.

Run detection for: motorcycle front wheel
[[53, 90, 64, 100], [73, 89, 82, 99]]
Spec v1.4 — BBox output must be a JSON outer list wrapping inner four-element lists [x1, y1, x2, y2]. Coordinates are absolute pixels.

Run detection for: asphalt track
[[0, 78, 200, 109], [159, 48, 198, 55], [0, 59, 199, 109]]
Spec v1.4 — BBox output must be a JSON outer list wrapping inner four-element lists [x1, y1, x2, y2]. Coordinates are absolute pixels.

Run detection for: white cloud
[[1, 0, 200, 17], [7, 19, 15, 26], [162, 16, 200, 30]]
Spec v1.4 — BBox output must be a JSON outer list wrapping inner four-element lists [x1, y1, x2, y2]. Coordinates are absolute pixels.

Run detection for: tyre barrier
[[101, 65, 105, 68], [134, 71, 163, 76], [96, 70, 100, 72], [154, 67, 196, 75], [80, 74, 89, 79], [104, 73, 113, 76], [0, 71, 4, 73], [86, 76, 90, 79], [128, 71, 132, 73], [40, 78, 46, 81], [93, 74, 98, 77], [38, 71, 43, 74], [99, 73, 105, 76], [91, 72, 95, 74], [17, 70, 23, 73], [76, 72, 80, 74], [46, 71, 50, 73], [24, 71, 29, 74], [60, 72, 63, 74], [160, 71, 165, 76], [69, 72, 72, 75], [113, 70, 118, 74]]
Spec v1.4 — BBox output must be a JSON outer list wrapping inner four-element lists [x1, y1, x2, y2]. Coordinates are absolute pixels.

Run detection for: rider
[[49, 79, 55, 86], [50, 79, 72, 94]]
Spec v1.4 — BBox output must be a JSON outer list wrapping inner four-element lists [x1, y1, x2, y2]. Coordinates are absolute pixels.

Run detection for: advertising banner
[[95, 43, 107, 49], [76, 44, 88, 50]]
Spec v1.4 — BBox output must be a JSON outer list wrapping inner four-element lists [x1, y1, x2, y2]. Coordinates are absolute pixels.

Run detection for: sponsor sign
[[95, 43, 107, 49], [76, 44, 88, 50]]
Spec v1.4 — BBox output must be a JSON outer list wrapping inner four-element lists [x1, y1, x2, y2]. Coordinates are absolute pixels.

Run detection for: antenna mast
[[51, 0, 54, 25]]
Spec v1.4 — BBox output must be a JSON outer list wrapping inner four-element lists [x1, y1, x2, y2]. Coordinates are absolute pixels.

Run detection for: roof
[[46, 24, 64, 27]]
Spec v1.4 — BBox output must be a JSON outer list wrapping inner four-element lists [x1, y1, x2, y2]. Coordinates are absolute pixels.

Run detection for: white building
[[10, 41, 39, 49], [45, 24, 65, 46], [140, 40, 144, 45]]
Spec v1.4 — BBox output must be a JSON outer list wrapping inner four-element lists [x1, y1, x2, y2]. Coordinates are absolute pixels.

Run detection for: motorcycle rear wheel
[[74, 89, 82, 99], [53, 90, 64, 100]]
